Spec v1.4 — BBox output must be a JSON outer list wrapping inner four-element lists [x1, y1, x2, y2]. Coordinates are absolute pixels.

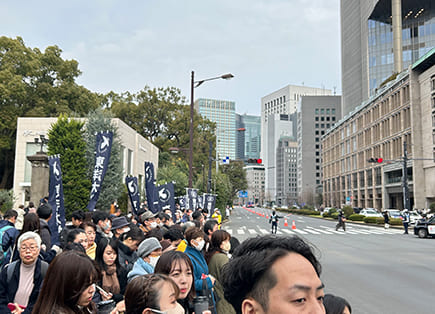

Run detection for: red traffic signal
[[368, 157, 383, 163], [247, 158, 262, 164]]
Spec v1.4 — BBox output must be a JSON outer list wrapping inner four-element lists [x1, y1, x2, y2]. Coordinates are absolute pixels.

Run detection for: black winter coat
[[0, 258, 46, 314]]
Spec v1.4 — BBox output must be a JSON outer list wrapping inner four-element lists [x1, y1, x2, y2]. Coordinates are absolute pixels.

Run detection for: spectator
[[127, 237, 162, 282], [211, 209, 222, 229], [117, 226, 145, 272], [155, 251, 195, 313], [15, 205, 25, 231], [192, 211, 205, 228], [65, 228, 88, 250], [323, 294, 352, 314], [32, 251, 98, 313], [204, 220, 219, 241], [59, 210, 85, 247], [23, 202, 36, 216], [383, 211, 390, 229], [94, 238, 128, 305], [159, 213, 173, 234], [111, 216, 130, 239], [0, 209, 19, 266], [184, 227, 216, 313], [36, 203, 53, 250], [206, 230, 235, 314], [0, 232, 48, 314], [80, 221, 97, 259], [163, 227, 184, 252], [222, 235, 325, 314], [336, 210, 346, 232], [139, 211, 158, 235], [124, 273, 183, 314], [92, 211, 112, 244]]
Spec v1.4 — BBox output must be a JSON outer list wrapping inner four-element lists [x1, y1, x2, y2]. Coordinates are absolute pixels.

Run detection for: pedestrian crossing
[[223, 225, 403, 236]]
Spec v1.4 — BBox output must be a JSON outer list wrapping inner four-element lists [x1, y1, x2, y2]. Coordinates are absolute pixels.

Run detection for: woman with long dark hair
[[32, 251, 99, 313], [206, 230, 235, 314], [94, 238, 128, 304], [155, 251, 195, 313]]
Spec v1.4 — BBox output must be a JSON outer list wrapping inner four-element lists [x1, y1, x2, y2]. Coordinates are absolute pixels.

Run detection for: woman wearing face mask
[[184, 227, 216, 314], [125, 273, 184, 314], [155, 251, 196, 313], [94, 238, 128, 305], [205, 230, 235, 314], [127, 237, 162, 282]]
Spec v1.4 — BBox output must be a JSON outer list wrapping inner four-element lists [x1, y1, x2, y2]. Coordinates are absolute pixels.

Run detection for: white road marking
[[292, 229, 308, 235], [259, 228, 269, 234], [248, 229, 257, 234], [237, 229, 245, 235], [282, 229, 295, 234]]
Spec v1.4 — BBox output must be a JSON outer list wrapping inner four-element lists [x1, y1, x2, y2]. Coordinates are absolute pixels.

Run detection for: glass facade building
[[195, 98, 236, 161], [242, 114, 261, 160], [367, 1, 435, 95]]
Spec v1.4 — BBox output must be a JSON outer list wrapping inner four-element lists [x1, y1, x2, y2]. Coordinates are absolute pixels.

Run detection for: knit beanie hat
[[137, 237, 162, 258]]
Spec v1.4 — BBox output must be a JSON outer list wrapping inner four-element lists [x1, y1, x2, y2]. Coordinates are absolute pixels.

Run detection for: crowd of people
[[0, 200, 352, 314]]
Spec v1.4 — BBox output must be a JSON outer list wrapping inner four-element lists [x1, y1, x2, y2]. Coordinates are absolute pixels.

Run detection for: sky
[[1, 0, 341, 116]]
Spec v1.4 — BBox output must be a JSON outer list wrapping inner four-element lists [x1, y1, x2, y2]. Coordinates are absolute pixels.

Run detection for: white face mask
[[150, 222, 158, 229], [149, 255, 160, 267], [194, 239, 205, 251]]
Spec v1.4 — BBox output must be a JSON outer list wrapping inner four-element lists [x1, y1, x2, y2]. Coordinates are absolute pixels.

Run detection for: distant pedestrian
[[269, 211, 282, 234], [383, 211, 390, 229], [323, 293, 352, 314], [336, 210, 346, 231], [402, 210, 410, 234]]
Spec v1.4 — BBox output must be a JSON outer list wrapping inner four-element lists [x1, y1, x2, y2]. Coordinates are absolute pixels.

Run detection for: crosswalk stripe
[[304, 229, 321, 234], [282, 229, 295, 234], [276, 231, 283, 235], [259, 228, 269, 234], [307, 228, 333, 234], [226, 229, 232, 235], [237, 229, 245, 235], [292, 229, 308, 235], [248, 229, 257, 234]]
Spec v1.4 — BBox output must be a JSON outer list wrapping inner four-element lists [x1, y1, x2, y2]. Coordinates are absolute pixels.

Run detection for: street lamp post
[[189, 71, 234, 188]]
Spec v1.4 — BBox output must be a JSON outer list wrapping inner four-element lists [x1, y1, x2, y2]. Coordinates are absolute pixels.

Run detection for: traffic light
[[247, 158, 262, 164], [368, 157, 383, 163]]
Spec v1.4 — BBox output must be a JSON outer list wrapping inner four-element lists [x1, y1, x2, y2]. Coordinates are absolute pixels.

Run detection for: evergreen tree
[[85, 109, 123, 211], [47, 115, 91, 217]]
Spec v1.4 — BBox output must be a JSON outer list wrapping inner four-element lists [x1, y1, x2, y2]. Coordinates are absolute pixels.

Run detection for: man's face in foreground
[[243, 252, 325, 314]]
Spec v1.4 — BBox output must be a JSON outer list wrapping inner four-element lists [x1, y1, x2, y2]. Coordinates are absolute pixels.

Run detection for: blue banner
[[145, 161, 159, 213], [186, 188, 199, 210], [158, 182, 176, 217], [48, 155, 65, 246], [178, 196, 186, 209], [87, 131, 113, 211], [126, 176, 140, 216]]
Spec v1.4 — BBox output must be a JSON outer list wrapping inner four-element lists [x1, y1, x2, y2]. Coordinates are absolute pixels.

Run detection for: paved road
[[223, 206, 435, 314]]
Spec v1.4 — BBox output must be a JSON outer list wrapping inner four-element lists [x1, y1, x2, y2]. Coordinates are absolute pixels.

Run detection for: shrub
[[390, 218, 403, 225], [329, 208, 337, 214], [342, 205, 354, 218], [331, 212, 339, 219], [363, 216, 378, 224], [0, 189, 14, 213], [348, 214, 365, 221], [375, 217, 385, 224]]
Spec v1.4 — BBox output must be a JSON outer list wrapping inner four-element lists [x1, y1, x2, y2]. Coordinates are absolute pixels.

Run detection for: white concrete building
[[13, 117, 159, 208]]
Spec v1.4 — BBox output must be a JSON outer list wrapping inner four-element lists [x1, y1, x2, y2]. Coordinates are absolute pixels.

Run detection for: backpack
[[6, 260, 49, 284], [0, 225, 13, 263]]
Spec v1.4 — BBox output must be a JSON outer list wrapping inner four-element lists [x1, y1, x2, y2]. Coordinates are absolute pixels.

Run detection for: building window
[[332, 117, 336, 121], [315, 123, 319, 128], [315, 144, 319, 149], [315, 109, 319, 114], [321, 124, 325, 128], [321, 109, 325, 114], [315, 117, 319, 121], [332, 109, 336, 114], [315, 131, 319, 135]]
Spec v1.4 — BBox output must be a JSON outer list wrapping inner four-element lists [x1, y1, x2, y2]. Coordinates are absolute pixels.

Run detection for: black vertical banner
[[158, 182, 176, 215], [187, 188, 199, 210], [204, 194, 217, 217], [48, 155, 65, 245], [145, 161, 159, 213], [126, 176, 140, 215], [87, 131, 113, 211]]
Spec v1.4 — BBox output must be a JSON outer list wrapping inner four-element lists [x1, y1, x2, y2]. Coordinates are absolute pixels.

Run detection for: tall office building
[[276, 136, 298, 207], [297, 96, 341, 206], [261, 85, 331, 203], [341, 0, 435, 116], [244, 164, 265, 205], [235, 114, 245, 160], [241, 114, 261, 160], [195, 98, 236, 161]]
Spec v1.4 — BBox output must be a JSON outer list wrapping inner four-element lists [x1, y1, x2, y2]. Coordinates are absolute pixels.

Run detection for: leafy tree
[[47, 115, 91, 217], [156, 159, 189, 197], [84, 108, 123, 211], [212, 171, 232, 210], [0, 36, 101, 189], [220, 160, 248, 201], [0, 189, 14, 213]]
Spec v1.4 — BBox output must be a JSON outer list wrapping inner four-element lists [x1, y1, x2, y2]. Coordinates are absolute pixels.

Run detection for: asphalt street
[[223, 206, 435, 314]]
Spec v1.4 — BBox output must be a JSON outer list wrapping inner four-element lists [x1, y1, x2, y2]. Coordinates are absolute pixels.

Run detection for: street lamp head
[[221, 73, 234, 80], [169, 147, 180, 154]]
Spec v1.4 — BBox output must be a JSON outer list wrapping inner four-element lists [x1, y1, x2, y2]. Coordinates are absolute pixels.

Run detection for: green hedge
[[277, 208, 319, 216], [348, 214, 365, 221], [363, 216, 378, 223], [331, 212, 339, 219]]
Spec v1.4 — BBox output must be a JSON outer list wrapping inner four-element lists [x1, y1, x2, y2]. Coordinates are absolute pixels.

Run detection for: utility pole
[[207, 141, 213, 193], [402, 141, 410, 210]]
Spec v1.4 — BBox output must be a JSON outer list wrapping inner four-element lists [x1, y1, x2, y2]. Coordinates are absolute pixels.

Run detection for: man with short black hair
[[0, 209, 19, 266], [222, 235, 325, 314], [59, 210, 85, 247], [204, 219, 219, 240], [192, 210, 204, 228], [92, 211, 112, 244], [36, 204, 53, 250]]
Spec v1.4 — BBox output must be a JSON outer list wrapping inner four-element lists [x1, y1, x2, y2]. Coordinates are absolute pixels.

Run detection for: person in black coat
[[0, 232, 48, 314], [116, 226, 144, 272]]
